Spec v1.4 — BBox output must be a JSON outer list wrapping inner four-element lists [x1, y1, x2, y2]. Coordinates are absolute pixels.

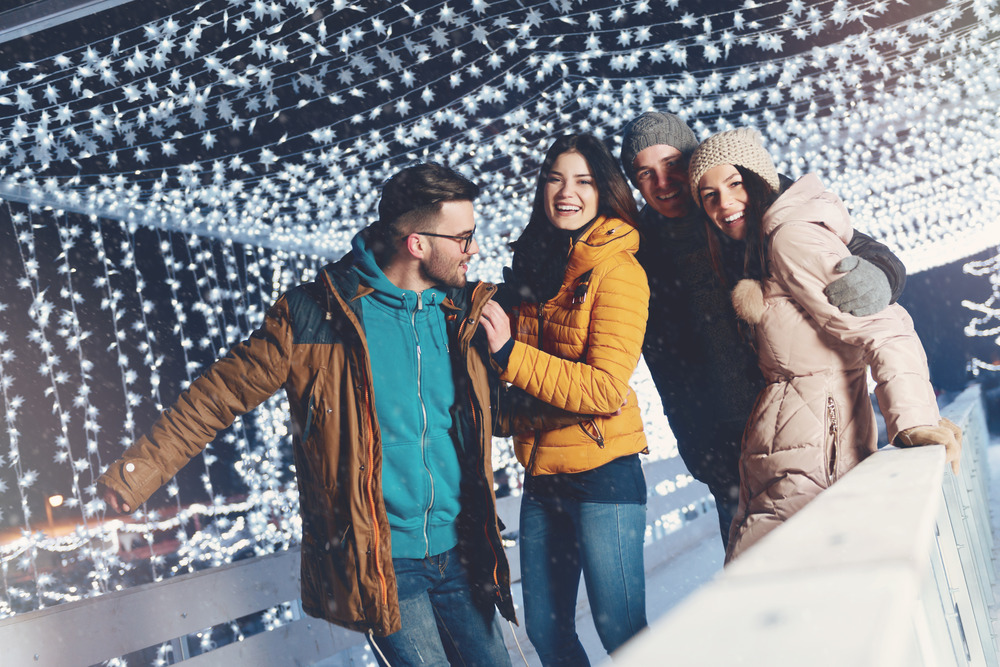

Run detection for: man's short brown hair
[[379, 163, 479, 234], [370, 163, 479, 263]]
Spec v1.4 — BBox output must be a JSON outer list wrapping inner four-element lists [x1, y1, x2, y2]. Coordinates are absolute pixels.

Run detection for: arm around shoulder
[[844, 230, 907, 303]]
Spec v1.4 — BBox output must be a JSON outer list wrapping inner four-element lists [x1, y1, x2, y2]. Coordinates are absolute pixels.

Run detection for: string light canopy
[[0, 0, 997, 272], [0, 0, 999, 646]]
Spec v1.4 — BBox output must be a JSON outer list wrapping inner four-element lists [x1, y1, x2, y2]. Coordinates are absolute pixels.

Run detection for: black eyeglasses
[[415, 228, 476, 253]]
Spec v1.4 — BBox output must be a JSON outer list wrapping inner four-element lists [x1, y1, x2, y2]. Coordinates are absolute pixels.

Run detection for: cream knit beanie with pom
[[688, 128, 780, 201]]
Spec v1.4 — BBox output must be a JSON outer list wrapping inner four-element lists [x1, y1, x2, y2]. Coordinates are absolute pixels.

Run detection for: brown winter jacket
[[726, 174, 940, 561], [97, 253, 515, 636], [501, 216, 650, 475]]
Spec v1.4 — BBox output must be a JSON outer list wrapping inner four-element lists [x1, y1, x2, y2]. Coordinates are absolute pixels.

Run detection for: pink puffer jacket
[[727, 174, 940, 562]]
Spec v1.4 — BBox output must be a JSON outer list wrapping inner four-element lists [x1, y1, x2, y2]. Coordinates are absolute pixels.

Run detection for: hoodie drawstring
[[368, 630, 392, 666], [509, 619, 530, 666]]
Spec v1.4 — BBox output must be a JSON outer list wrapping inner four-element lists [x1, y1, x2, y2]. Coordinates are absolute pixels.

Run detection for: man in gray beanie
[[620, 111, 906, 548]]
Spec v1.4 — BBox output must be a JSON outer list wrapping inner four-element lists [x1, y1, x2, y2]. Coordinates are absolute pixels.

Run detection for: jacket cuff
[[98, 443, 166, 509], [498, 341, 526, 384], [490, 338, 515, 371]]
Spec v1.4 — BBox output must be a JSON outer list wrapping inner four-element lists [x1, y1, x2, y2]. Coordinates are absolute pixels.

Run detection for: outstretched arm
[[770, 223, 937, 444], [97, 297, 294, 511]]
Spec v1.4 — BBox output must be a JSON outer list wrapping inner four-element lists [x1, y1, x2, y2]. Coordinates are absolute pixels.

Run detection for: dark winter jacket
[[97, 242, 514, 636]]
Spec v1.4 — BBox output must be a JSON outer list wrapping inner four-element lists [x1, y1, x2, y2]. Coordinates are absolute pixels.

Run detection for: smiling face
[[543, 150, 600, 231], [632, 143, 692, 219], [698, 164, 749, 240]]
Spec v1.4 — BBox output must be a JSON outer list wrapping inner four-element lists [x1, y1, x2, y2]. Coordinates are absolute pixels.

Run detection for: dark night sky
[[899, 245, 999, 393]]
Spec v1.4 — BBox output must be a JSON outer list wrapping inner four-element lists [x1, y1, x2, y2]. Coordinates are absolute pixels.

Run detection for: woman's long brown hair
[[701, 165, 779, 286], [525, 133, 639, 233]]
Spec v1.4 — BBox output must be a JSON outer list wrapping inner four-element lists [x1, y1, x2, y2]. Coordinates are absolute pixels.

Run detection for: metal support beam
[[0, 0, 142, 45]]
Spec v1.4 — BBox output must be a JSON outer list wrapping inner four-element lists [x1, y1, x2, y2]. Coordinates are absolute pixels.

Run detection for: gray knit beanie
[[688, 128, 780, 202], [619, 112, 699, 185]]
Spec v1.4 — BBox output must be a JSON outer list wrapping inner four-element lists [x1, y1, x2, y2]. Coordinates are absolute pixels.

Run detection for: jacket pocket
[[578, 419, 605, 448], [302, 394, 316, 443], [300, 391, 340, 492]]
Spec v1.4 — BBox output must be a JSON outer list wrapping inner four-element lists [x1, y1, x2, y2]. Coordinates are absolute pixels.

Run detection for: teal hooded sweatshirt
[[350, 231, 463, 559]]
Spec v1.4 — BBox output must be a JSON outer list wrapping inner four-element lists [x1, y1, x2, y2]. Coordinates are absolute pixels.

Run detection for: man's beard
[[420, 252, 466, 289]]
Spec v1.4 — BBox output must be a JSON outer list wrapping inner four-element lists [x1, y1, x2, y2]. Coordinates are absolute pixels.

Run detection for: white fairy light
[[963, 248, 1000, 375]]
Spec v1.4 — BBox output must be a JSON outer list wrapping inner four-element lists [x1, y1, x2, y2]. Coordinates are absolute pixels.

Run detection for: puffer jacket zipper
[[578, 419, 605, 448], [826, 395, 840, 484], [524, 300, 547, 475], [412, 292, 435, 556]]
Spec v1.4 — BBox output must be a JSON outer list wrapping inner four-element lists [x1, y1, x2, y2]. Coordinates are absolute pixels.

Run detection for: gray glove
[[824, 255, 891, 316]]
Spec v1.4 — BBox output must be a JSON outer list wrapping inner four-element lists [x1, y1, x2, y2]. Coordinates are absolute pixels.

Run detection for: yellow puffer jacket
[[502, 216, 650, 474]]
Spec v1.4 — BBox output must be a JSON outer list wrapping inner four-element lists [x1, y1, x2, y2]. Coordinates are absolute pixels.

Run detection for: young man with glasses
[[99, 163, 519, 666]]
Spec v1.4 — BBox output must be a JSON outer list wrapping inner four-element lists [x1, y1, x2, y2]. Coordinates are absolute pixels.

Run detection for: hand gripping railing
[[615, 384, 997, 667]]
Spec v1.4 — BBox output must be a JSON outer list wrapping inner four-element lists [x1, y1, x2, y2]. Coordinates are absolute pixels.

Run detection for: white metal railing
[[0, 450, 718, 666], [6, 386, 990, 667], [615, 384, 997, 667]]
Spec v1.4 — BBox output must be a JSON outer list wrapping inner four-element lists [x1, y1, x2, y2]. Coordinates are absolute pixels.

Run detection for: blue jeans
[[519, 495, 647, 666], [368, 547, 511, 667]]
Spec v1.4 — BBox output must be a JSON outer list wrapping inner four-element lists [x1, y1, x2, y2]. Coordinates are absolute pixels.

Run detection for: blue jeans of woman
[[368, 547, 511, 667], [519, 494, 647, 666]]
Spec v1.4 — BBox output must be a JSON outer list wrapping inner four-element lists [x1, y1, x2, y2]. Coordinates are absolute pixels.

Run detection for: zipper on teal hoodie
[[411, 291, 436, 556]]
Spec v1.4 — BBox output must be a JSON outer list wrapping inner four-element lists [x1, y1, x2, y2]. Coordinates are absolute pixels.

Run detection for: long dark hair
[[506, 134, 639, 304], [703, 165, 779, 286], [525, 133, 639, 232]]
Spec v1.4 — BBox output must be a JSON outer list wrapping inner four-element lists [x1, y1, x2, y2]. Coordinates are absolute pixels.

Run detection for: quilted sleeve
[[769, 223, 939, 441], [98, 296, 295, 509], [501, 259, 649, 415]]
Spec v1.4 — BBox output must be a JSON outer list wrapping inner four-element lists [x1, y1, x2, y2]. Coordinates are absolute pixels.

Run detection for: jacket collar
[[563, 215, 641, 282], [320, 250, 495, 319]]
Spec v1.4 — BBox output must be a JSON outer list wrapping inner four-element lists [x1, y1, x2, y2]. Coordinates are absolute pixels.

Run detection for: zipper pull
[[417, 292, 423, 311]]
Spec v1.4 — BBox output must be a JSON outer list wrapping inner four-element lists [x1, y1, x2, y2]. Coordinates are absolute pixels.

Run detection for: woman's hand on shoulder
[[479, 299, 513, 354]]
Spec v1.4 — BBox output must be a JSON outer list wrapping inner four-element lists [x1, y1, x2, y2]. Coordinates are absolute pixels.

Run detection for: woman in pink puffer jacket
[[687, 128, 962, 563]]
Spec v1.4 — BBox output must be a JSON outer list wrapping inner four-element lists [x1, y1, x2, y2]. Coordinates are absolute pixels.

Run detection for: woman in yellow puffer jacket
[[480, 133, 650, 666]]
